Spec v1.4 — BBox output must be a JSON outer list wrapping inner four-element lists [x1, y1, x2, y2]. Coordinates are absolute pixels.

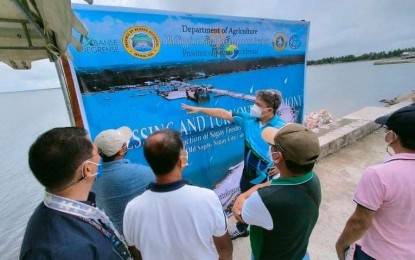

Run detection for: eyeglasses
[[275, 142, 285, 153], [269, 144, 283, 159]]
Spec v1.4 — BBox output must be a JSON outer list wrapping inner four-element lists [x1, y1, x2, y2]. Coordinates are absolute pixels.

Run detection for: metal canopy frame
[[0, 0, 58, 68], [0, 0, 90, 127]]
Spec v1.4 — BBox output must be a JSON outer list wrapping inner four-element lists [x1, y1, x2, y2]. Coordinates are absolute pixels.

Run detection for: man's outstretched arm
[[181, 103, 233, 121]]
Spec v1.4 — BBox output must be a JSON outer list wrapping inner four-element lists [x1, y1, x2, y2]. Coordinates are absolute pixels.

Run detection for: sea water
[[1, 60, 414, 258], [305, 61, 415, 117], [0, 89, 70, 259]]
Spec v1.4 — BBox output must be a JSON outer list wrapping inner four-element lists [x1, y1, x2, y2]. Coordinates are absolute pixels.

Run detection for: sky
[[1, 0, 415, 92]]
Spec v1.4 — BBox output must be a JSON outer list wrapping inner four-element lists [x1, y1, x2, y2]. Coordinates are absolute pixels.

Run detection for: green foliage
[[307, 47, 415, 65]]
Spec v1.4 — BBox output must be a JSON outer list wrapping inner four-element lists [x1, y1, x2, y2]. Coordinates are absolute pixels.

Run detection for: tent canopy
[[0, 0, 91, 69]]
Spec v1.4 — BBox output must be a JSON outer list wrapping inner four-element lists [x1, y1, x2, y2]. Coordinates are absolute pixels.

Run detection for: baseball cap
[[375, 105, 415, 138], [94, 126, 133, 156], [261, 123, 320, 165]]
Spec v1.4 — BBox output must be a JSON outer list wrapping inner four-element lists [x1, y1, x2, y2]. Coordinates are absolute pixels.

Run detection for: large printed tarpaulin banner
[[69, 4, 309, 215]]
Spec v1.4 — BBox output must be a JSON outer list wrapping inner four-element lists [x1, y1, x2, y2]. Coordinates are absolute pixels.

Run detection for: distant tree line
[[76, 55, 304, 93], [307, 47, 415, 65]]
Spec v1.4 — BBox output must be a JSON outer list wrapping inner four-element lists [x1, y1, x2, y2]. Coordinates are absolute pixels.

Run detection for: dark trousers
[[354, 244, 376, 260], [236, 167, 266, 232]]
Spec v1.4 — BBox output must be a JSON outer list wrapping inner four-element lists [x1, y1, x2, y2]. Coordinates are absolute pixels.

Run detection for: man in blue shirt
[[182, 89, 285, 239], [93, 126, 155, 234]]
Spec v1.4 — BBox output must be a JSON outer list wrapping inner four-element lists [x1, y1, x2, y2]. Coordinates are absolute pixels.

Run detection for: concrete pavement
[[229, 101, 413, 260]]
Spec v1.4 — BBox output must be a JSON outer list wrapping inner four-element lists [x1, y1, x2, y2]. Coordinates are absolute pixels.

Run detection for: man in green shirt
[[233, 123, 321, 259]]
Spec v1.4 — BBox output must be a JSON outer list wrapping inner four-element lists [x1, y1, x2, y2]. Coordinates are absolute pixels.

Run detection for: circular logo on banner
[[123, 26, 160, 59], [272, 33, 287, 51], [225, 44, 239, 60]]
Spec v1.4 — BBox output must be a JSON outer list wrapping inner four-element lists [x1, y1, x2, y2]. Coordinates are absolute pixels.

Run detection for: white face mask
[[250, 104, 265, 118], [180, 151, 189, 167]]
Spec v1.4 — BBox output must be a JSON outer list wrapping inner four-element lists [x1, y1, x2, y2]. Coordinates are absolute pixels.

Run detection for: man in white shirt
[[123, 129, 232, 260]]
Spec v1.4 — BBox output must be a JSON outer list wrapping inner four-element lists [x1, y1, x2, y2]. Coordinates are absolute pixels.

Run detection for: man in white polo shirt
[[123, 129, 232, 260]]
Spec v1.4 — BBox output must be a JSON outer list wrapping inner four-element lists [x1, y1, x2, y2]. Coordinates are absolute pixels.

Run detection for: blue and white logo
[[289, 35, 301, 49]]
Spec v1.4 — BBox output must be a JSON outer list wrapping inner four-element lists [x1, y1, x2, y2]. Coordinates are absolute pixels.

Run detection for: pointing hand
[[181, 103, 200, 114]]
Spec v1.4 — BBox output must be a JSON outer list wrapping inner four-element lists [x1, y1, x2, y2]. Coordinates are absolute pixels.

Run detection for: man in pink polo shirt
[[336, 105, 415, 260]]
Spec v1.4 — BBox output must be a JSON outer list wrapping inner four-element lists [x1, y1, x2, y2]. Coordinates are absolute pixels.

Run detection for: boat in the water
[[186, 86, 211, 102]]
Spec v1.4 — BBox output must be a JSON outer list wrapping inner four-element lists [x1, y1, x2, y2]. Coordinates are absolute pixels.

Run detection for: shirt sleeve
[[210, 192, 228, 237], [138, 165, 156, 183], [232, 112, 249, 128], [353, 167, 384, 211], [122, 203, 135, 246], [241, 191, 273, 230]]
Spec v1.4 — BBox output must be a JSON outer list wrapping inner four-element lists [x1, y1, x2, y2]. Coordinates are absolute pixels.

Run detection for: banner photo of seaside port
[[69, 4, 309, 215]]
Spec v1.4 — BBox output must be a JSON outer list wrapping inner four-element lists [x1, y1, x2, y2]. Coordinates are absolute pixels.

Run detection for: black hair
[[143, 129, 183, 176], [398, 134, 415, 150], [285, 160, 315, 175], [28, 127, 93, 191], [256, 89, 282, 115], [99, 144, 126, 162], [272, 144, 316, 174], [101, 153, 117, 162]]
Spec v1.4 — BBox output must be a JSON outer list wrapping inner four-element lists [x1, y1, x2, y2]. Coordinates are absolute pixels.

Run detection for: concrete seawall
[[316, 100, 412, 160], [231, 100, 413, 260], [374, 58, 415, 65]]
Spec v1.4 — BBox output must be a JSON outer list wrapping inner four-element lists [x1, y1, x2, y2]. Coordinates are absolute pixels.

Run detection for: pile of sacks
[[303, 109, 333, 129]]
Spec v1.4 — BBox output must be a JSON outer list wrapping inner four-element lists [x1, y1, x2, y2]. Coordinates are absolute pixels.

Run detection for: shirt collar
[[264, 115, 285, 127], [102, 158, 130, 166], [82, 192, 96, 206], [149, 179, 191, 192], [271, 171, 314, 185], [384, 153, 415, 163]]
